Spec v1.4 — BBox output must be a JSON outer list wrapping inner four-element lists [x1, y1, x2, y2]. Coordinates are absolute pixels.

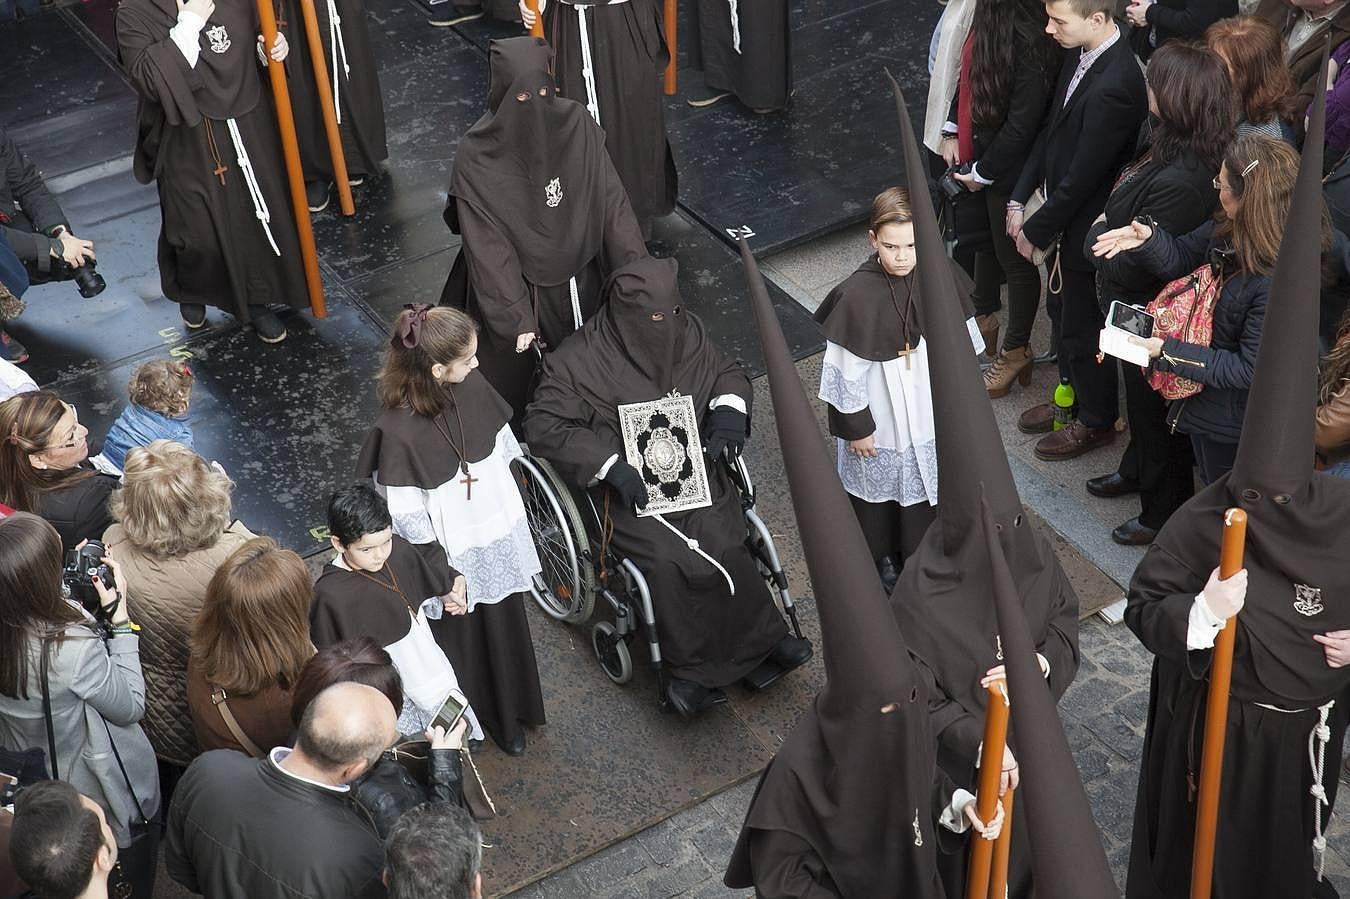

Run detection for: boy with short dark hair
[[9, 780, 118, 899]]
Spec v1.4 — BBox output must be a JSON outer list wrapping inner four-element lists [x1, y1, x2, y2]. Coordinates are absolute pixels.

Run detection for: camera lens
[[74, 263, 107, 299]]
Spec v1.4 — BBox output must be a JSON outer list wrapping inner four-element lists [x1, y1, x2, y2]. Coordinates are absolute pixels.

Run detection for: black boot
[[876, 555, 899, 594], [665, 678, 727, 719]]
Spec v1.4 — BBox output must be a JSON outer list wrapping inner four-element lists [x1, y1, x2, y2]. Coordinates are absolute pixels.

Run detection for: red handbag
[[1144, 263, 1222, 401]]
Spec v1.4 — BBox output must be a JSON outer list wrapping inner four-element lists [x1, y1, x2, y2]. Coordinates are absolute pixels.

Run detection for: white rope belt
[[568, 276, 582, 331], [1308, 700, 1335, 883], [327, 0, 351, 124], [225, 118, 280, 256], [728, 0, 741, 53], [574, 3, 602, 127], [650, 512, 736, 595]]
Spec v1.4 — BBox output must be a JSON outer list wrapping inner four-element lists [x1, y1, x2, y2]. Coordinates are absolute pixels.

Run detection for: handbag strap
[[39, 637, 57, 781], [210, 685, 264, 759]]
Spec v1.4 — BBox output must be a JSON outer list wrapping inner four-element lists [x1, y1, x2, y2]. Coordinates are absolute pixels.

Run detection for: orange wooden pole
[[525, 0, 543, 38], [256, 0, 328, 317], [966, 683, 1010, 899], [1189, 508, 1248, 899], [295, 0, 355, 215], [988, 788, 1015, 899], [662, 0, 676, 95]]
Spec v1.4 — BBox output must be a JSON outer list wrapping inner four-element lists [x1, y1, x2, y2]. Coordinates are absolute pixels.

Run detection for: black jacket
[[37, 470, 118, 554], [0, 123, 67, 271], [1086, 147, 1219, 308], [1013, 28, 1148, 271], [1129, 220, 1270, 444], [166, 751, 387, 899], [1129, 0, 1237, 61], [946, 36, 1060, 190], [350, 749, 465, 839]]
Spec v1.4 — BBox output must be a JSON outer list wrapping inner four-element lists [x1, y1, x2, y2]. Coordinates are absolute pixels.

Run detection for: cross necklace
[[880, 261, 918, 370], [432, 389, 479, 500]]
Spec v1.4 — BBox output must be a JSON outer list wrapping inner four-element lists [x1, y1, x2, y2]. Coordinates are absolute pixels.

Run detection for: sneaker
[[248, 306, 288, 344], [428, 5, 483, 25], [305, 180, 330, 213], [180, 302, 207, 329], [347, 175, 365, 187], [687, 91, 732, 108], [0, 330, 28, 364]]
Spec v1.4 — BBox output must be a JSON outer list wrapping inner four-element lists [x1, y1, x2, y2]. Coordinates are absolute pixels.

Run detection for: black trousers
[[1045, 257, 1117, 429], [1191, 433, 1239, 486], [848, 495, 936, 568], [972, 186, 1041, 351], [1116, 364, 1194, 529]]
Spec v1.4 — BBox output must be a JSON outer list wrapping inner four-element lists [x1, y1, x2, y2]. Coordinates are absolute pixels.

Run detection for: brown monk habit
[[1126, 50, 1350, 899], [276, 0, 387, 184], [522, 256, 791, 691], [883, 77, 1080, 899], [116, 0, 308, 321], [689, 0, 792, 111], [441, 37, 646, 424]]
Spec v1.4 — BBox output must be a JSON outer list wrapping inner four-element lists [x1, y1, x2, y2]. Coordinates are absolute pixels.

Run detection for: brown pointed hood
[[724, 238, 942, 898], [980, 493, 1118, 898], [1228, 41, 1327, 502]]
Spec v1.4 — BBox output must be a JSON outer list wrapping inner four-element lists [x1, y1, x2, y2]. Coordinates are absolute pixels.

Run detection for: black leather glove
[[603, 461, 649, 511], [703, 407, 748, 460]]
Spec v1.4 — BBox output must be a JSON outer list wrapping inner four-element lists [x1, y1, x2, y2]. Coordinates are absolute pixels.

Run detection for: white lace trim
[[836, 439, 939, 506], [819, 358, 869, 413]]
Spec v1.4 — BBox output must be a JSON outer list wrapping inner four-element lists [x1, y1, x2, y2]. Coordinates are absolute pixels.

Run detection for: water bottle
[[1052, 378, 1076, 431]]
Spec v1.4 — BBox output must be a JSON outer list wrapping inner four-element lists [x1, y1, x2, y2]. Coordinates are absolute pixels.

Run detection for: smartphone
[[0, 772, 18, 807], [432, 688, 469, 732], [1107, 301, 1155, 338]]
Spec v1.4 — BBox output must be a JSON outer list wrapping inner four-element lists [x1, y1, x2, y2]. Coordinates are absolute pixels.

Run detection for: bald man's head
[[295, 681, 399, 780]]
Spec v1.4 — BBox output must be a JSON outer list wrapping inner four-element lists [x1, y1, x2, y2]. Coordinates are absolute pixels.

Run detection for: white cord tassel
[[651, 512, 736, 595], [575, 3, 602, 127], [225, 118, 281, 256], [728, 0, 741, 53], [327, 0, 350, 124], [568, 276, 583, 331], [1309, 699, 1334, 883]]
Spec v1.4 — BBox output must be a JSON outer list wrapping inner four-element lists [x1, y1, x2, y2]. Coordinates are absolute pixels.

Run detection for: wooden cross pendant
[[212, 163, 228, 186], [897, 342, 915, 371], [459, 463, 479, 501]]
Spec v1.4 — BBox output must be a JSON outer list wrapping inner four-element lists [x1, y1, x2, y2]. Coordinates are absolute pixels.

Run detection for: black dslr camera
[[938, 162, 974, 201], [63, 540, 112, 617], [51, 257, 106, 298]]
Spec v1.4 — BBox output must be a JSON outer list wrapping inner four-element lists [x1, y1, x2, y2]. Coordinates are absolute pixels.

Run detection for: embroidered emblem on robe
[[206, 24, 231, 54], [1295, 583, 1325, 617], [545, 177, 563, 208]]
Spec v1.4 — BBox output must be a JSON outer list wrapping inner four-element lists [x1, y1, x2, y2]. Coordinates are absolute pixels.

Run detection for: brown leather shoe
[[1034, 420, 1116, 461], [1018, 402, 1055, 434], [984, 345, 1033, 398], [975, 313, 1000, 358]]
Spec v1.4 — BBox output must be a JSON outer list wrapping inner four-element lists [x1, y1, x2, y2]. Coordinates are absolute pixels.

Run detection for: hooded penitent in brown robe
[[116, 0, 308, 322], [1126, 51, 1350, 899], [723, 237, 948, 899], [276, 0, 387, 185], [523, 256, 802, 709], [883, 75, 1081, 899], [441, 37, 646, 423], [689, 0, 792, 111], [542, 0, 678, 238]]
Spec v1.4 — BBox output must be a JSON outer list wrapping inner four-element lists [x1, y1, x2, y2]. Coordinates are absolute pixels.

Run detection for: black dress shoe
[[768, 635, 813, 671], [876, 555, 899, 594], [1086, 472, 1140, 499], [491, 730, 526, 756], [1111, 516, 1158, 546], [665, 678, 726, 719]]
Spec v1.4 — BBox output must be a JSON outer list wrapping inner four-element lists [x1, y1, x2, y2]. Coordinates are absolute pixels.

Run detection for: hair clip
[[1240, 159, 1260, 178], [6, 422, 19, 445], [395, 303, 434, 349]]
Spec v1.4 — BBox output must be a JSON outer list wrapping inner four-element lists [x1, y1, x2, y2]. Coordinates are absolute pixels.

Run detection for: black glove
[[603, 461, 649, 511], [703, 407, 748, 460]]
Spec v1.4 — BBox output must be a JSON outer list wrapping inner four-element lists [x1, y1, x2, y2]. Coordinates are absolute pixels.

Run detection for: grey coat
[[0, 617, 161, 846]]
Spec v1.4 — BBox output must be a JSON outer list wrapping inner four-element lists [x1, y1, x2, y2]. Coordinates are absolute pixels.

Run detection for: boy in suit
[[1008, 0, 1147, 460]]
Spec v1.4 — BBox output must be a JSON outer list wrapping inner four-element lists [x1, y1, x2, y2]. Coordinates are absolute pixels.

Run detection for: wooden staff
[[295, 0, 355, 215], [663, 0, 676, 95], [1190, 507, 1248, 899], [988, 789, 1015, 899], [966, 682, 1010, 899], [525, 0, 543, 38], [255, 0, 328, 317]]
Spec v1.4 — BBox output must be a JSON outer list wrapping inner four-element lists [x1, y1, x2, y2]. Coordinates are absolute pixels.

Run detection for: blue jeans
[[1325, 460, 1350, 480]]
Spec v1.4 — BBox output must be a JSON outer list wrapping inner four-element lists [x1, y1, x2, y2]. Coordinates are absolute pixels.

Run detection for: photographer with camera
[[0, 390, 119, 553], [0, 512, 161, 899], [1, 122, 105, 364]]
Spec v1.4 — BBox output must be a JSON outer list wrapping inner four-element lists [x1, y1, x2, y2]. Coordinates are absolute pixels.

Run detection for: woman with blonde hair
[[1092, 135, 1329, 483], [185, 537, 315, 756], [103, 441, 256, 773]]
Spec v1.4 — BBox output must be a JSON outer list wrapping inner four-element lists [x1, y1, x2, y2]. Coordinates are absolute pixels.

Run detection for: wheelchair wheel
[[513, 455, 596, 623], [591, 621, 633, 684]]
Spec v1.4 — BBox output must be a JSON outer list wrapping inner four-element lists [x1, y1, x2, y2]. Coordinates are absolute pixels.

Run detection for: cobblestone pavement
[[504, 227, 1350, 897]]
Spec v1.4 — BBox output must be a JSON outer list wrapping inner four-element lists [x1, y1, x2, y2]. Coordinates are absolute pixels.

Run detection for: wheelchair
[[511, 449, 805, 708]]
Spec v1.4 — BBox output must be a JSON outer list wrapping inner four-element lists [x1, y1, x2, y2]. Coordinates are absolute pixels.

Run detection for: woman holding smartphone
[[1082, 43, 1231, 545]]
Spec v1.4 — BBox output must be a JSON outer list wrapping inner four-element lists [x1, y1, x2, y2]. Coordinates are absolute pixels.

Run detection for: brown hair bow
[[395, 303, 434, 349]]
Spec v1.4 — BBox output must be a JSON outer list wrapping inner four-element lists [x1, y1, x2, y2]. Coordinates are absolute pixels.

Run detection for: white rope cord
[[327, 0, 350, 124], [575, 3, 602, 127], [1309, 699, 1335, 882], [568, 276, 583, 330], [650, 512, 736, 595], [728, 0, 741, 53], [225, 118, 280, 256]]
